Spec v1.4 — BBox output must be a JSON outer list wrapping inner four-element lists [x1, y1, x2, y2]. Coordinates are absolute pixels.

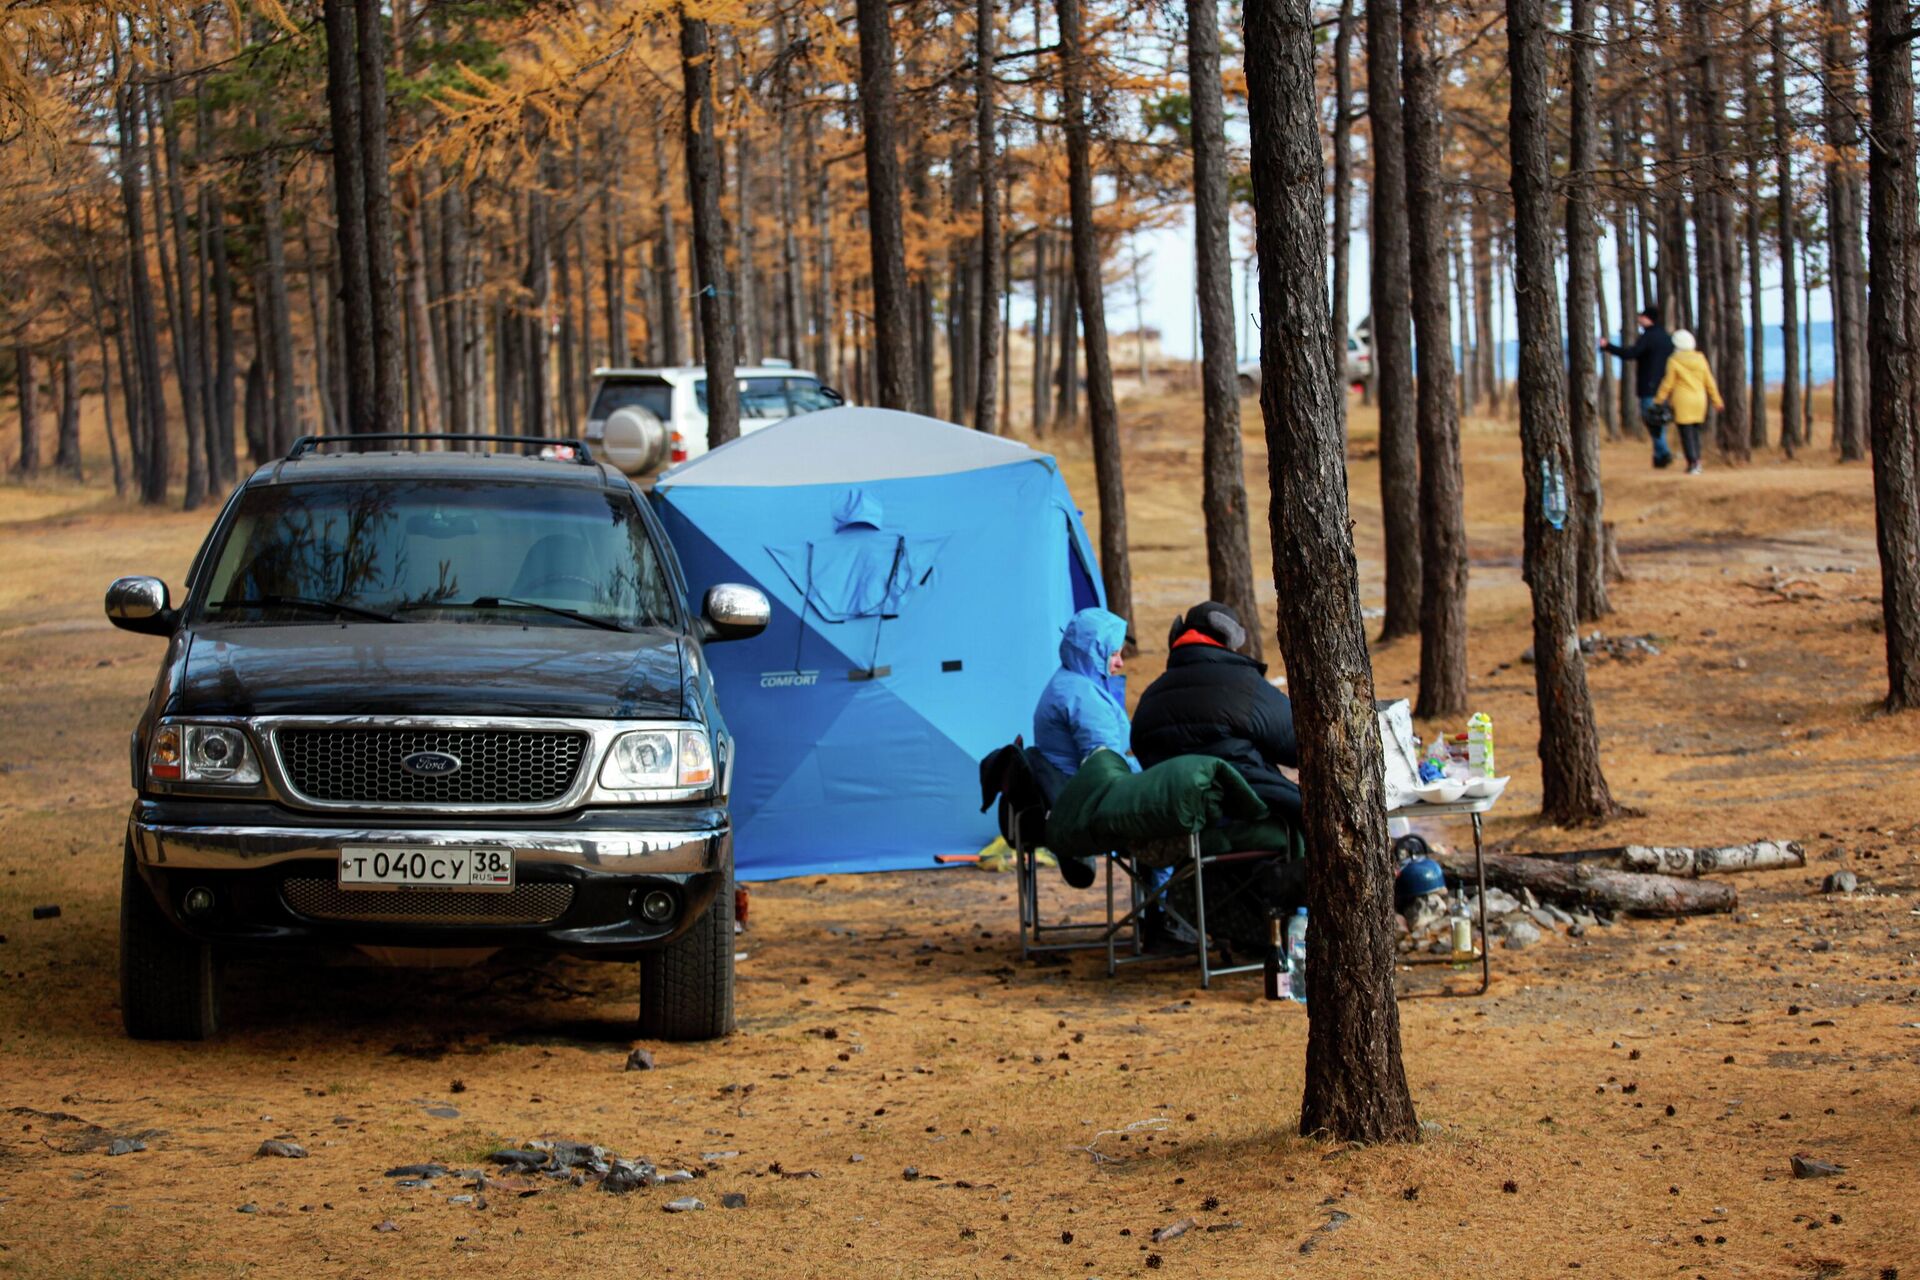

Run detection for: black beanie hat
[[1170, 600, 1247, 652], [1639, 304, 1662, 327]]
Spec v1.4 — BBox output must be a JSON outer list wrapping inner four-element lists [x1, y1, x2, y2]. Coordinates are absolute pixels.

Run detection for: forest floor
[[0, 394, 1917, 1278]]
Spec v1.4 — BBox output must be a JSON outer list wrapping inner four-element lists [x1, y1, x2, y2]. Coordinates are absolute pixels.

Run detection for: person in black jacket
[[1130, 601, 1301, 825], [1600, 305, 1676, 468]]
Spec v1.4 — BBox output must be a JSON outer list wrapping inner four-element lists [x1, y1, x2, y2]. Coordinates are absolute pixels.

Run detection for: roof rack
[[283, 434, 597, 465]]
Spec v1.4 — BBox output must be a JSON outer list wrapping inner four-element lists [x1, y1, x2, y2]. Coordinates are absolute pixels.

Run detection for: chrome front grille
[[276, 727, 588, 806], [282, 878, 573, 924]]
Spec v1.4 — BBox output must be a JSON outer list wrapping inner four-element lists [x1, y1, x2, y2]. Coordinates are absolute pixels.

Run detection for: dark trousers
[[1678, 422, 1704, 465], [1639, 397, 1673, 464]]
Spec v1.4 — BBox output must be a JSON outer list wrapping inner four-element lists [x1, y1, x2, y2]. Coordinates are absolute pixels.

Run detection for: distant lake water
[[1469, 320, 1841, 387]]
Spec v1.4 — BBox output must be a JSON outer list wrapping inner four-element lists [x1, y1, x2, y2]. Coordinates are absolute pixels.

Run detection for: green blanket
[[1044, 748, 1269, 861]]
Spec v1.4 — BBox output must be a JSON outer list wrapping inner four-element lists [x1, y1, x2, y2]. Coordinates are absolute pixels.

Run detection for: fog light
[[182, 886, 215, 918], [636, 890, 676, 924]]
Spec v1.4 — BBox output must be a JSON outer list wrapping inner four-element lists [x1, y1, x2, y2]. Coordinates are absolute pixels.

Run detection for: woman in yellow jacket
[[1654, 329, 1724, 475]]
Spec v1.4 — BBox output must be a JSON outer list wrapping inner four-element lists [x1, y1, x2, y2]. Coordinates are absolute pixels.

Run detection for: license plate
[[338, 846, 514, 891]]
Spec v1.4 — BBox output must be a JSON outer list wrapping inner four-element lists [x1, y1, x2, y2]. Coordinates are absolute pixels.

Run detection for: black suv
[[106, 434, 769, 1041]]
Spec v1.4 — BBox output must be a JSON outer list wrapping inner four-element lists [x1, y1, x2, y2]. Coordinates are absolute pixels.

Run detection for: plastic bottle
[[1450, 897, 1474, 964], [1542, 458, 1570, 530], [1263, 915, 1289, 1001], [1285, 908, 1308, 1005], [1420, 733, 1449, 783]]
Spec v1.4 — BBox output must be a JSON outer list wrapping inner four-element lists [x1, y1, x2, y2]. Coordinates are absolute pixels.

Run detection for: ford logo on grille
[[401, 750, 463, 777]]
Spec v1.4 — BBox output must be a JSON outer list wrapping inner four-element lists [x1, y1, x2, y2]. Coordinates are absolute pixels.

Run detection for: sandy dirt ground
[[0, 394, 1917, 1278]]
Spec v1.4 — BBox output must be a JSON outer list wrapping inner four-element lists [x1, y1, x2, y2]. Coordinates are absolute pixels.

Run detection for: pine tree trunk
[[1329, 0, 1354, 433], [1455, 230, 1475, 418], [402, 193, 443, 437], [1823, 0, 1869, 461], [1402, 0, 1469, 713], [56, 342, 82, 479], [524, 179, 552, 438], [1771, 7, 1800, 454], [1058, 0, 1131, 629], [1244, 0, 1417, 1146], [652, 129, 682, 368], [323, 0, 376, 435], [778, 86, 805, 367], [354, 0, 403, 431], [555, 218, 578, 436], [681, 11, 741, 448], [735, 126, 760, 368], [1472, 198, 1495, 410], [1865, 0, 1920, 708], [15, 348, 38, 473], [258, 140, 300, 454], [153, 88, 207, 508], [206, 186, 236, 484], [855, 0, 914, 409], [1188, 0, 1261, 657], [602, 166, 630, 366], [1031, 232, 1051, 433], [810, 114, 834, 378], [1595, 256, 1617, 440], [1508, 0, 1619, 826], [1566, 0, 1609, 619], [1056, 261, 1078, 425], [1365, 0, 1422, 642], [1611, 112, 1641, 439], [975, 0, 1003, 435], [78, 233, 129, 493]]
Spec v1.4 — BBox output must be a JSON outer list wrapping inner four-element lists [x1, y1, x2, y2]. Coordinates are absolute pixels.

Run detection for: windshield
[[197, 479, 679, 630], [588, 379, 673, 422]]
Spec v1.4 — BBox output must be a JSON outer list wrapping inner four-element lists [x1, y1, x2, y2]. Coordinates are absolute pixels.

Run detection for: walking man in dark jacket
[[1600, 305, 1676, 468], [1130, 601, 1301, 825]]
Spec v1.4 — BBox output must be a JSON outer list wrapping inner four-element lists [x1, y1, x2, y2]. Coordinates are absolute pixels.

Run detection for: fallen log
[[1432, 849, 1737, 917], [1543, 841, 1805, 877]]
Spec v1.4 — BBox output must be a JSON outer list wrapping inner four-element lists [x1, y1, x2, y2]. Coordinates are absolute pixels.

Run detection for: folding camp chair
[[1101, 836, 1281, 989], [982, 739, 1143, 961]]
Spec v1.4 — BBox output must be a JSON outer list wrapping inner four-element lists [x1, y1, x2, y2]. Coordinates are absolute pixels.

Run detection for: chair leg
[[1105, 855, 1117, 976], [1192, 834, 1212, 990]]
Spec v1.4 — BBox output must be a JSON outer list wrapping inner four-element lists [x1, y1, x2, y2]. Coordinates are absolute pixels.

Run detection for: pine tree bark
[[975, 0, 1003, 434], [356, 0, 403, 431], [153, 87, 207, 507], [1329, 0, 1354, 433], [652, 128, 682, 367], [1244, 0, 1416, 1145], [1740, 3, 1766, 450], [1365, 0, 1422, 641], [1058, 0, 1132, 628], [206, 186, 236, 484], [1471, 198, 1495, 410], [1771, 7, 1800, 454], [681, 11, 740, 447], [402, 190, 443, 436], [1688, 0, 1748, 460], [55, 342, 81, 479], [1401, 0, 1469, 712], [1508, 0, 1619, 826], [1566, 0, 1609, 619], [855, 0, 914, 409], [1031, 232, 1051, 433], [322, 0, 377, 435], [735, 126, 761, 368], [1188, 0, 1261, 657], [1611, 113, 1641, 439], [1822, 0, 1868, 461], [257, 137, 299, 454], [1864, 0, 1920, 708], [14, 348, 38, 473]]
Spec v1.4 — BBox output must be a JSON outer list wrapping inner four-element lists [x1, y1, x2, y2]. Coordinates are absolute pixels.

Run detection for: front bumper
[[127, 800, 729, 957]]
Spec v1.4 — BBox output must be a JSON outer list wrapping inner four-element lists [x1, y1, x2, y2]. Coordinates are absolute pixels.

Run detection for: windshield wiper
[[207, 594, 401, 623], [411, 596, 631, 632]]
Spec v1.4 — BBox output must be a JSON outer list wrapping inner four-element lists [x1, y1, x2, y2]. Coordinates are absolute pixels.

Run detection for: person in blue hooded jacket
[[1032, 607, 1141, 894], [1033, 607, 1133, 780]]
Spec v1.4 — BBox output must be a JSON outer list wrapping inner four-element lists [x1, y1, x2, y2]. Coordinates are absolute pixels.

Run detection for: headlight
[[148, 723, 261, 785], [599, 729, 714, 791]]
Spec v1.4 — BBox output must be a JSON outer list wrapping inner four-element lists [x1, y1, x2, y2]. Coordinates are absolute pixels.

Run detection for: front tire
[[120, 842, 220, 1040], [638, 872, 735, 1041]]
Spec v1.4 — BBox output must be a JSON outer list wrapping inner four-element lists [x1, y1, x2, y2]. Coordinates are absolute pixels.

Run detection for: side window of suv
[[740, 378, 791, 419], [785, 379, 835, 414]]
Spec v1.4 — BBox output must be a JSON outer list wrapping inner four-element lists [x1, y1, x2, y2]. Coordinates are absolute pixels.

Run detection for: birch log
[[1431, 849, 1737, 916], [1546, 840, 1805, 877]]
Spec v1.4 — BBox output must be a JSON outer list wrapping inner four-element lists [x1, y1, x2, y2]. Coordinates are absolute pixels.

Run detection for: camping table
[[1389, 793, 1499, 996]]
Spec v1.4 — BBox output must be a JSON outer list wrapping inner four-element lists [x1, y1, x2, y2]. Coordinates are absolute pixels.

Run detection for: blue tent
[[651, 406, 1105, 880]]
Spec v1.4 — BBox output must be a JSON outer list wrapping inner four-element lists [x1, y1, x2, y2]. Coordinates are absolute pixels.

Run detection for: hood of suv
[[172, 623, 686, 720]]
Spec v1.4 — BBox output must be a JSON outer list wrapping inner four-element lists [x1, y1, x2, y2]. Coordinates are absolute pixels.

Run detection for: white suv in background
[[585, 364, 844, 467], [1236, 336, 1372, 395]]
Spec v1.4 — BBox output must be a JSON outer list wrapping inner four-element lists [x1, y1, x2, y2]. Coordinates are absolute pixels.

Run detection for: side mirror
[[699, 583, 770, 643], [106, 576, 177, 636], [819, 385, 846, 407]]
